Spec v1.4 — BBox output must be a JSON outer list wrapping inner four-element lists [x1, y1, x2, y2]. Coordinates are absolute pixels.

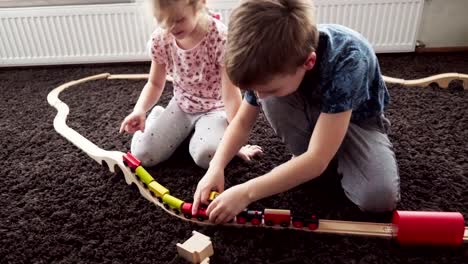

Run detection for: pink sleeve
[[150, 29, 168, 65]]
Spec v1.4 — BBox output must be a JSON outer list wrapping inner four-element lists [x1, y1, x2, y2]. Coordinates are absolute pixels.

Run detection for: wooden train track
[[383, 73, 468, 89], [110, 73, 468, 89], [47, 73, 468, 244]]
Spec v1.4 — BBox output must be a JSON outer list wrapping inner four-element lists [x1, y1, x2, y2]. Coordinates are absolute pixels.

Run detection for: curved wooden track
[[47, 72, 468, 239], [383, 73, 468, 89]]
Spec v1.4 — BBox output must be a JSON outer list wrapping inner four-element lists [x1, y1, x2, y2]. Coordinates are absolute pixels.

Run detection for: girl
[[120, 0, 262, 169]]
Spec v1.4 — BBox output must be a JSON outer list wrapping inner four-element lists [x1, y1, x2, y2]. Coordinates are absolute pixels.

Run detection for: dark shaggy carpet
[[1, 53, 467, 264]]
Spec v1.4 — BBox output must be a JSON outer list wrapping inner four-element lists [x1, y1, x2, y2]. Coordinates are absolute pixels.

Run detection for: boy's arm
[[206, 110, 352, 224], [210, 100, 260, 169], [221, 70, 263, 160], [221, 67, 242, 123], [246, 110, 352, 201], [192, 100, 259, 214], [133, 61, 167, 113]]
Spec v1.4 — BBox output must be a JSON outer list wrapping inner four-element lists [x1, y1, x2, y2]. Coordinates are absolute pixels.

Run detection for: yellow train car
[[162, 194, 184, 215], [148, 181, 169, 202], [208, 191, 219, 201], [135, 166, 155, 186]]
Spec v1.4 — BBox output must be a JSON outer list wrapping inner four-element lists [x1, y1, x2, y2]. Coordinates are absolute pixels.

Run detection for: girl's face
[[158, 1, 204, 40]]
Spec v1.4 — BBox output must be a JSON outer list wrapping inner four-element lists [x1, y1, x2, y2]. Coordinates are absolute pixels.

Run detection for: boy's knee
[[356, 183, 400, 212]]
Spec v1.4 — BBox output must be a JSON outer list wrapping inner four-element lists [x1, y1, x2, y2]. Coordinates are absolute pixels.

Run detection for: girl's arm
[[221, 67, 242, 123], [133, 61, 168, 113]]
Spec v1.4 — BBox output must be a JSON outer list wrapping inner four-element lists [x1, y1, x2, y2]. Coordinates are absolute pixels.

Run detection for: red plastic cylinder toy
[[392, 210, 465, 246]]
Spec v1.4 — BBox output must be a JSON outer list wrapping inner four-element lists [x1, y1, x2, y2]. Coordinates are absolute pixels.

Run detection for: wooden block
[[200, 258, 210, 264], [177, 231, 214, 263]]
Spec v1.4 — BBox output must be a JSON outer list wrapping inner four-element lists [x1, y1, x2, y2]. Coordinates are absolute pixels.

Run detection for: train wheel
[[163, 203, 170, 210], [157, 197, 163, 203], [251, 218, 261, 225], [184, 214, 192, 219], [308, 223, 318, 230], [173, 209, 180, 215], [237, 217, 246, 224], [292, 221, 303, 228], [266, 220, 274, 226], [123, 160, 135, 172], [280, 221, 289, 227], [197, 216, 205, 221]]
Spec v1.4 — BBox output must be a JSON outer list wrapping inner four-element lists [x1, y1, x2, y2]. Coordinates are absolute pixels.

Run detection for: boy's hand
[[237, 144, 263, 162], [206, 183, 251, 224], [119, 110, 146, 134], [192, 168, 225, 215]]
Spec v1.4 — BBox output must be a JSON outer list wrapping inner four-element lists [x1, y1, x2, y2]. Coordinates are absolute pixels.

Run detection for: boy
[[192, 0, 400, 224]]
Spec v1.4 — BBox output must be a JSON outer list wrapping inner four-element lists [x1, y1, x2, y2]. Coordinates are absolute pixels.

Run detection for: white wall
[[418, 0, 468, 48]]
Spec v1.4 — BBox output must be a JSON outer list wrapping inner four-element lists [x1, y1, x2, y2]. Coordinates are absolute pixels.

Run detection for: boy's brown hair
[[226, 0, 319, 88]]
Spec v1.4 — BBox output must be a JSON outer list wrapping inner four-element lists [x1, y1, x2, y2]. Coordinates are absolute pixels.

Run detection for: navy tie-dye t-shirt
[[245, 24, 389, 122]]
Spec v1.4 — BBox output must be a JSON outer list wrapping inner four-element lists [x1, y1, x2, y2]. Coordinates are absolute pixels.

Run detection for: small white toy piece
[[177, 231, 214, 264]]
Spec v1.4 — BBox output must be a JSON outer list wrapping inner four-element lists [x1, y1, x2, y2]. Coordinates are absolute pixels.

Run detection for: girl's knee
[[130, 133, 166, 167], [191, 145, 217, 169], [130, 144, 155, 167]]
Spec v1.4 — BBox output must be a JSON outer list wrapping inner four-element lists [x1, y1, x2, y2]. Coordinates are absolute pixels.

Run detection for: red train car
[[264, 209, 291, 227], [292, 214, 319, 230], [181, 203, 208, 221], [236, 209, 263, 225], [122, 152, 141, 171]]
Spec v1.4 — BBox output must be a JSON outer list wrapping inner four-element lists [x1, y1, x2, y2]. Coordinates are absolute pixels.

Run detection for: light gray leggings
[[131, 98, 228, 169], [261, 91, 400, 212]]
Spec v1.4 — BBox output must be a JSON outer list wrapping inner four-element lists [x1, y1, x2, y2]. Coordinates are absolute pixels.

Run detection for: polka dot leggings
[[130, 98, 228, 169]]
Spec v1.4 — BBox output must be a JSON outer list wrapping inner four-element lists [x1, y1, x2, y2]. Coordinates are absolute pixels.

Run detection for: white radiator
[[0, 0, 424, 67], [0, 1, 154, 66], [314, 0, 424, 53]]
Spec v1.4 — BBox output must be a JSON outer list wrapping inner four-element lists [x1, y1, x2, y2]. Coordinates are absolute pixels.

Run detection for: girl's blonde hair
[[151, 0, 207, 28]]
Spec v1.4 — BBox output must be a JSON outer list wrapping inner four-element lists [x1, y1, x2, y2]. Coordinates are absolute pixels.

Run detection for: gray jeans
[[131, 98, 228, 169], [261, 91, 400, 212]]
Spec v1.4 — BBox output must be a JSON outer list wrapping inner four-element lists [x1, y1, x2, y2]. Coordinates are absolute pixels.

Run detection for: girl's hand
[[192, 168, 225, 215], [119, 109, 146, 134], [206, 183, 251, 224], [237, 144, 263, 162]]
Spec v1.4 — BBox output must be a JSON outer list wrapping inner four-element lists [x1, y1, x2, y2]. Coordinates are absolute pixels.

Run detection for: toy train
[[122, 152, 468, 247], [123, 152, 319, 229], [49, 73, 468, 247]]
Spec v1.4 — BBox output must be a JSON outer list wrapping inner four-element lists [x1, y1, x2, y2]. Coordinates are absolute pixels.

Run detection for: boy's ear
[[304, 52, 316, 70]]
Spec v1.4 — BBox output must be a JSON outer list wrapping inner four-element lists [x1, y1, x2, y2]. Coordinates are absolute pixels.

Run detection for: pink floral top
[[150, 17, 227, 113]]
